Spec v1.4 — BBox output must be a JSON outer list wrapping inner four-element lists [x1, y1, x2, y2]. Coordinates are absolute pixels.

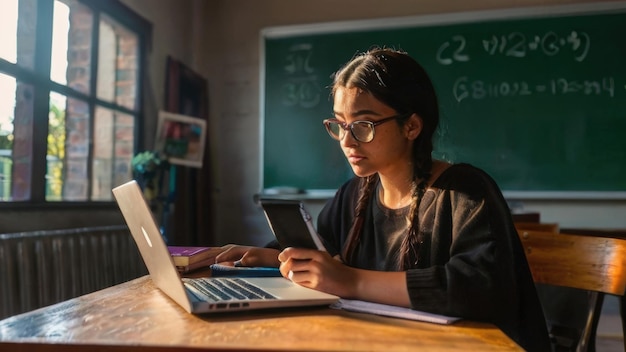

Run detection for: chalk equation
[[280, 44, 321, 108], [452, 76, 615, 102], [437, 30, 590, 65]]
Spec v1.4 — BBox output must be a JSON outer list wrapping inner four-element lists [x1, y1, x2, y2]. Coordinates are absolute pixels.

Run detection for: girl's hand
[[278, 247, 358, 298], [214, 245, 281, 268]]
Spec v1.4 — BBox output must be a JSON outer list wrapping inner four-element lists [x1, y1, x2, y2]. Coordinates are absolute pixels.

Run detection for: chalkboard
[[261, 3, 626, 196]]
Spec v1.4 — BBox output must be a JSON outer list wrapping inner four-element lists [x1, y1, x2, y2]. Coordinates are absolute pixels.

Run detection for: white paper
[[331, 299, 461, 325]]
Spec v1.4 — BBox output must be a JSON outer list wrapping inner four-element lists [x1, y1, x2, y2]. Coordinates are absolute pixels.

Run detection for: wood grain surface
[[0, 276, 522, 351]]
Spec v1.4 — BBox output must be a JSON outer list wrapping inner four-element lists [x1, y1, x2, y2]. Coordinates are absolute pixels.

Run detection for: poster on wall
[[155, 111, 206, 168]]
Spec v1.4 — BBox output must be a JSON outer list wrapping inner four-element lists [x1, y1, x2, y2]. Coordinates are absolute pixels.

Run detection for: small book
[[330, 299, 461, 325], [176, 257, 215, 274], [209, 263, 282, 278], [167, 246, 222, 266]]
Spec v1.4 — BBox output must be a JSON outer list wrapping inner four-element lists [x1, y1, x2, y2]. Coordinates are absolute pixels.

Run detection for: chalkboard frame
[[259, 2, 626, 199]]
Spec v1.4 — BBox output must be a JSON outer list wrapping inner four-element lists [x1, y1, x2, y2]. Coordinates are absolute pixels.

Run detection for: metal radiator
[[0, 225, 147, 320]]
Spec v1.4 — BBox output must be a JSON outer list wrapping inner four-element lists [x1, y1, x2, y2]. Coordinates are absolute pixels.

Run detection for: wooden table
[[0, 275, 522, 351]]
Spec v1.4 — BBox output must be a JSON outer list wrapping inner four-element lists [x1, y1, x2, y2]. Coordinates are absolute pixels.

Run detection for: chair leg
[[621, 295, 626, 352], [576, 292, 604, 352]]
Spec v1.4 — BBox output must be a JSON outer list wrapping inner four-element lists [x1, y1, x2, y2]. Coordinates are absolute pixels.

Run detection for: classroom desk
[[0, 275, 522, 351]]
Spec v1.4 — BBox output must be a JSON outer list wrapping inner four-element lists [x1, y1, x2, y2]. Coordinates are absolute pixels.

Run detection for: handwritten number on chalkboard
[[506, 33, 525, 58], [439, 31, 589, 65], [568, 31, 590, 62], [280, 44, 322, 108], [542, 32, 559, 56], [280, 80, 321, 108], [478, 31, 591, 62], [454, 76, 614, 102], [284, 45, 314, 74], [551, 78, 614, 97], [436, 35, 469, 65], [453, 77, 470, 102]]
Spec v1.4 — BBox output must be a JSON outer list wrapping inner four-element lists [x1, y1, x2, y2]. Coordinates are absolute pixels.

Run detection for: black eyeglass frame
[[322, 113, 411, 143]]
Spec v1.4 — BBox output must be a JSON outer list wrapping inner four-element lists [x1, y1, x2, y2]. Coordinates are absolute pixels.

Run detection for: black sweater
[[317, 163, 551, 351]]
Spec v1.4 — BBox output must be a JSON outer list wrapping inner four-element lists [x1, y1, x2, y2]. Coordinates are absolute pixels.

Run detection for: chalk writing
[[437, 31, 590, 65], [436, 36, 469, 65], [453, 76, 615, 102], [280, 44, 321, 108]]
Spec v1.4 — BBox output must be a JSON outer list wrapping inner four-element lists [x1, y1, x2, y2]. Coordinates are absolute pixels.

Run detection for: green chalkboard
[[262, 4, 626, 195]]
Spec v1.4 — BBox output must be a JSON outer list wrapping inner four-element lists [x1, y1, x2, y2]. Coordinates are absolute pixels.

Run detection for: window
[[0, 0, 149, 203]]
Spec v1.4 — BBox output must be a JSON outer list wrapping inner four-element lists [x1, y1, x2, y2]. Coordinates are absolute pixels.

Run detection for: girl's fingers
[[242, 247, 281, 267], [278, 247, 321, 262], [285, 269, 315, 287], [214, 245, 249, 263]]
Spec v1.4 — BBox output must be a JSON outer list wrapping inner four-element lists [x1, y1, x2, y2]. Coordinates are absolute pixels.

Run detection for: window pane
[[47, 92, 90, 201], [91, 107, 134, 201], [0, 75, 14, 201], [46, 92, 66, 201], [63, 95, 89, 201], [0, 0, 37, 70], [0, 73, 34, 201], [2, 0, 144, 204], [98, 14, 138, 111], [51, 0, 93, 94]]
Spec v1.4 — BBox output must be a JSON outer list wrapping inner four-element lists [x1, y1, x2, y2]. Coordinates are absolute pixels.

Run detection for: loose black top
[[317, 163, 551, 352]]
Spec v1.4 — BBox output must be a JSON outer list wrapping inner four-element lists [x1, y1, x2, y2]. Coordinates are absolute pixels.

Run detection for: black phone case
[[259, 199, 321, 250]]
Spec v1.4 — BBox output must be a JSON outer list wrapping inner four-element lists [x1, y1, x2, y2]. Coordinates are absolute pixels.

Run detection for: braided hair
[[332, 48, 439, 270]]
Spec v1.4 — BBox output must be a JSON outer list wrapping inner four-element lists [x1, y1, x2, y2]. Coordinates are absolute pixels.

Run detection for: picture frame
[[155, 111, 206, 168]]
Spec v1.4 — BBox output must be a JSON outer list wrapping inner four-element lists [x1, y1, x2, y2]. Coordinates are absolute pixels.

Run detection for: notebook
[[112, 180, 339, 314]]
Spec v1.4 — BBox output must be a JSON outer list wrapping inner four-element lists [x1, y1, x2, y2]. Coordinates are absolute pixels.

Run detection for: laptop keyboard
[[183, 277, 277, 302]]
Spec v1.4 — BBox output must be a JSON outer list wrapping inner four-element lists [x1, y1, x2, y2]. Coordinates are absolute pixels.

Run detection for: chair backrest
[[511, 212, 541, 223], [515, 222, 560, 234], [517, 229, 626, 296]]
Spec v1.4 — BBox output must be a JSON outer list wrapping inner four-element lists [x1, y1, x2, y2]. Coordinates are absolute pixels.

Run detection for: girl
[[217, 48, 550, 351]]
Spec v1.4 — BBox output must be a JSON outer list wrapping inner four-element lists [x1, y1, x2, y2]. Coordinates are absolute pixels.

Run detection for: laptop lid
[[112, 180, 339, 314], [112, 180, 194, 312]]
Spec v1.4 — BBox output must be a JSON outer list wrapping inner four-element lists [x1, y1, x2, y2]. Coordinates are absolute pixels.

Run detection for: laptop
[[112, 180, 339, 314]]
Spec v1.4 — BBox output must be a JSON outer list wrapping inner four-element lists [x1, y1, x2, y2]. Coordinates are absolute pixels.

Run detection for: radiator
[[0, 225, 147, 320]]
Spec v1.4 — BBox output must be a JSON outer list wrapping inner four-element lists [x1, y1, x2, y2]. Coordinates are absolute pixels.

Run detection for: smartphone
[[259, 198, 326, 251]]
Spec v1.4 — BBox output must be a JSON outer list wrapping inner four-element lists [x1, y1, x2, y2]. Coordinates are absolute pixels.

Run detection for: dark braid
[[398, 148, 433, 269], [398, 174, 429, 270], [342, 174, 378, 262], [331, 47, 439, 269]]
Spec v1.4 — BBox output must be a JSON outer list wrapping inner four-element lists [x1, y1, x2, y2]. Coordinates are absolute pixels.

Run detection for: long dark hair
[[331, 47, 439, 270]]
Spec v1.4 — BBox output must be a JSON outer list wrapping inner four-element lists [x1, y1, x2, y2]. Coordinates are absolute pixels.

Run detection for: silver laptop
[[112, 180, 339, 314]]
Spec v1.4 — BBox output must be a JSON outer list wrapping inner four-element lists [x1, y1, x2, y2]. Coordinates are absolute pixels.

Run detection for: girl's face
[[332, 87, 419, 178]]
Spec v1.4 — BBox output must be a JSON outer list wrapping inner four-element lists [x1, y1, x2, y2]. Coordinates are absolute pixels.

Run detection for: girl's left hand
[[214, 245, 281, 268], [278, 247, 357, 298]]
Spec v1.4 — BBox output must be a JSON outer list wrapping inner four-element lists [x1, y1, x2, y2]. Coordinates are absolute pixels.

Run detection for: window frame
[[0, 0, 151, 207]]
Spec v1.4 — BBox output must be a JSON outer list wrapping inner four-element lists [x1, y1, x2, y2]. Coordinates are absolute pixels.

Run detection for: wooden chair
[[517, 229, 626, 352], [515, 222, 560, 234], [511, 212, 541, 223]]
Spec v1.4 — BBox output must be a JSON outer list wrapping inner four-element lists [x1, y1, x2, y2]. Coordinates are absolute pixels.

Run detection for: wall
[[196, 0, 626, 247], [4, 0, 621, 240], [120, 0, 196, 150]]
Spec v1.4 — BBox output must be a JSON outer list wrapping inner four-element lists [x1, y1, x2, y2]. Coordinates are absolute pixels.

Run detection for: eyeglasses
[[323, 113, 410, 143]]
